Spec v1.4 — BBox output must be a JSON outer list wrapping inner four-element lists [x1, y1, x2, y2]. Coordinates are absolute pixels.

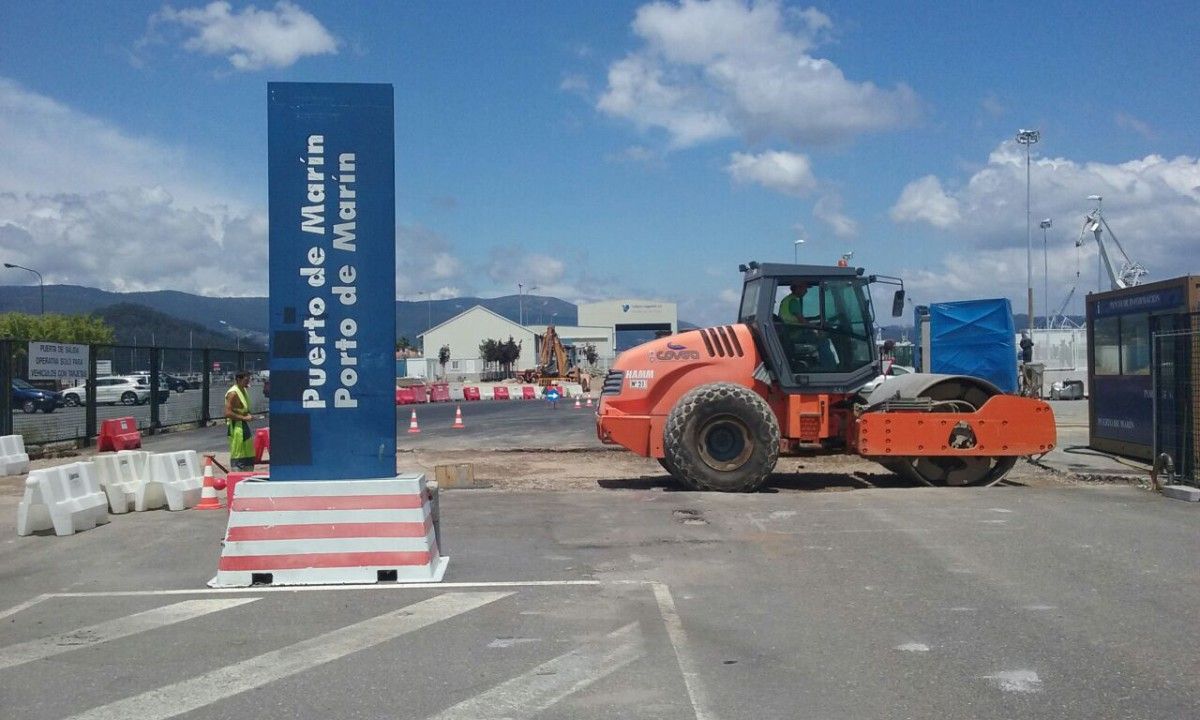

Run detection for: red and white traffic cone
[[585, 394, 593, 407], [452, 405, 466, 429], [408, 409, 421, 434], [196, 455, 223, 510], [574, 396, 582, 409]]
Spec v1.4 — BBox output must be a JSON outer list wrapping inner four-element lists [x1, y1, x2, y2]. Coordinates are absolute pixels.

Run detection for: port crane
[[1075, 195, 1147, 290]]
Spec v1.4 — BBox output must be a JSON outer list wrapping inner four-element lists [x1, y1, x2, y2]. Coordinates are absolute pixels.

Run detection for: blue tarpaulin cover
[[928, 299, 1017, 393]]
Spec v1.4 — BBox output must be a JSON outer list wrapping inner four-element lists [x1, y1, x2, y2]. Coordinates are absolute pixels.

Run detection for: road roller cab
[[596, 261, 1057, 491]]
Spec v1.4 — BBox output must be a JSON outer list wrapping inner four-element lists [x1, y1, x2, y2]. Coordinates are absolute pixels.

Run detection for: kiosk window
[[1120, 313, 1150, 375], [1094, 316, 1120, 376]]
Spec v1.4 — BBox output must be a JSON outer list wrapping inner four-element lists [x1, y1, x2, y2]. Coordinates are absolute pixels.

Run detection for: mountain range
[[0, 285, 579, 349], [0, 284, 1079, 350]]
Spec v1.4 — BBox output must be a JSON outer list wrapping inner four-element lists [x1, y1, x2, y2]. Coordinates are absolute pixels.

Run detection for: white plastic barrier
[[93, 450, 150, 513], [17, 461, 109, 536], [448, 383, 466, 401], [145, 450, 203, 511], [0, 434, 30, 476]]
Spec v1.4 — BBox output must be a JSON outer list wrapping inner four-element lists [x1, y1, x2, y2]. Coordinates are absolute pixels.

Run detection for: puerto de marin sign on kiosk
[[210, 82, 446, 587]]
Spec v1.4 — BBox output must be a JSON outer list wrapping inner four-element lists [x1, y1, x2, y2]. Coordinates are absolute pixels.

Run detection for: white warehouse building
[[413, 299, 677, 380]]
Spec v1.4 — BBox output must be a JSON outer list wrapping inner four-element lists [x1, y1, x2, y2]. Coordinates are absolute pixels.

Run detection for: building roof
[[417, 304, 531, 339]]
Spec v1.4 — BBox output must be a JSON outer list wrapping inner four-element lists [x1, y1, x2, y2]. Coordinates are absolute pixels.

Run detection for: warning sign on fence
[[28, 342, 89, 380]]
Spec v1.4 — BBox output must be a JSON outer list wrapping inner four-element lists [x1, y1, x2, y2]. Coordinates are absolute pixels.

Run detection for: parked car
[[130, 371, 188, 393], [128, 373, 173, 402], [860, 364, 916, 396], [61, 376, 153, 406], [12, 379, 62, 414]]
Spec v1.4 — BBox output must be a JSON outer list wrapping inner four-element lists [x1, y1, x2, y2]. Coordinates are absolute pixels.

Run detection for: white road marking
[[652, 582, 716, 720], [487, 637, 540, 648], [429, 622, 645, 719], [64, 592, 511, 720], [0, 598, 258, 671], [0, 593, 50, 622], [982, 670, 1043, 693], [895, 642, 930, 652], [46, 579, 599, 599]]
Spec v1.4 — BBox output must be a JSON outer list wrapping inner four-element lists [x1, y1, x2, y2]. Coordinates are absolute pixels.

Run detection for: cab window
[[772, 279, 873, 375]]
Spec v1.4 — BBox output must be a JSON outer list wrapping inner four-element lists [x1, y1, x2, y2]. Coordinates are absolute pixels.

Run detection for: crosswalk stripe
[[0, 598, 259, 671], [428, 622, 646, 719], [64, 591, 512, 720]]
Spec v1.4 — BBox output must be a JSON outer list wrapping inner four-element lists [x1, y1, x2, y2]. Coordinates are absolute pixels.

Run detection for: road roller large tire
[[664, 383, 780, 492]]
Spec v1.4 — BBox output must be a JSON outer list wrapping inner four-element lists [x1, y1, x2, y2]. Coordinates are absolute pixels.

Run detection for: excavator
[[517, 325, 584, 387], [596, 261, 1057, 491]]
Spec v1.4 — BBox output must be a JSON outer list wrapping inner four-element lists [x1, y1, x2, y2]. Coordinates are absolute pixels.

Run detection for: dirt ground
[[0, 445, 1129, 500], [399, 447, 1074, 492]]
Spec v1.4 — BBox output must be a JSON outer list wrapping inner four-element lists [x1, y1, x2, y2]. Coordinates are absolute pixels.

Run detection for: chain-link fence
[[1152, 313, 1197, 487], [1, 340, 268, 447]]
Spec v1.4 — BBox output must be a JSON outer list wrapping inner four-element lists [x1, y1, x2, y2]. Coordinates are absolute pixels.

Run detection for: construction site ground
[[0, 398, 1146, 497], [4, 398, 1196, 720]]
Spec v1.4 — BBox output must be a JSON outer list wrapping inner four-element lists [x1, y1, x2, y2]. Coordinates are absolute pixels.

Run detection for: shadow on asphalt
[[598, 471, 1031, 493]]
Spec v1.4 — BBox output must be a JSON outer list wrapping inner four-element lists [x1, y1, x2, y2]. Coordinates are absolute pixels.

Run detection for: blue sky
[[1, 0, 1197, 325]]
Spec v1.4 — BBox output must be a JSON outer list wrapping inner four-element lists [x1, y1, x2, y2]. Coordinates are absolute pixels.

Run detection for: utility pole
[[1016, 129, 1040, 338], [1040, 218, 1052, 330]]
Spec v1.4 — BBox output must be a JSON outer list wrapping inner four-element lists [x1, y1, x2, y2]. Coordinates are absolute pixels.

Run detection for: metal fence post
[[84, 344, 97, 446], [0, 340, 13, 437], [201, 348, 211, 427], [237, 350, 245, 372], [149, 347, 160, 434]]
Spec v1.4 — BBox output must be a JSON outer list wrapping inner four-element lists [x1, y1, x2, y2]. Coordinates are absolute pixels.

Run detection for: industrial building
[[411, 299, 676, 381]]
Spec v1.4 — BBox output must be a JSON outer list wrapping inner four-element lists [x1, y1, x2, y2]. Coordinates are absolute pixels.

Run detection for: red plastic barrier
[[411, 385, 429, 403], [463, 386, 481, 401], [492, 386, 510, 400], [430, 382, 451, 403], [395, 387, 416, 405], [225, 470, 269, 507], [254, 427, 270, 463], [522, 386, 536, 400], [98, 416, 141, 452]]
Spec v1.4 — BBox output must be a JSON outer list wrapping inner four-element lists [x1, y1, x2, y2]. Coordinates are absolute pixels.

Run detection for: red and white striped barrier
[[208, 473, 445, 587]]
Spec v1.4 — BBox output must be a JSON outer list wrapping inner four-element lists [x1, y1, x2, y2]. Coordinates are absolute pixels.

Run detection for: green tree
[[478, 338, 499, 363], [498, 336, 522, 376], [0, 312, 115, 345], [438, 344, 451, 378], [396, 336, 412, 352]]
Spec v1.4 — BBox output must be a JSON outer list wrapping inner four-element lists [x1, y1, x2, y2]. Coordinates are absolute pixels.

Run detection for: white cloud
[[154, 1, 337, 71], [0, 78, 225, 207], [813, 193, 858, 238], [597, 0, 919, 147], [0, 188, 266, 295], [0, 77, 267, 294], [890, 175, 961, 228], [890, 140, 1200, 304], [395, 224, 466, 298], [727, 150, 816, 196], [1114, 112, 1156, 141]]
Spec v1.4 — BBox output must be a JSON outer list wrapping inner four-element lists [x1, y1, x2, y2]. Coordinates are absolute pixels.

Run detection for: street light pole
[[3, 263, 44, 314], [1040, 218, 1052, 330], [1016, 129, 1040, 338], [793, 238, 805, 263], [517, 283, 524, 326]]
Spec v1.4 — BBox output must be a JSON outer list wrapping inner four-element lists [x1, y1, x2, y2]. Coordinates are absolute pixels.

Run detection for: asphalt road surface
[[3, 397, 1191, 719], [1, 483, 1196, 719]]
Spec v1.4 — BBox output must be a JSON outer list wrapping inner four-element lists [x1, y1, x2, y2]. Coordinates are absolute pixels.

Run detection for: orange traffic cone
[[408, 409, 421, 434], [574, 396, 582, 409], [452, 405, 465, 429], [196, 455, 223, 510], [586, 394, 593, 407]]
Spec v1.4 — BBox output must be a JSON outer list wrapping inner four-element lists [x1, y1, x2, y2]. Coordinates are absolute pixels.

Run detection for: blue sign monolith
[[266, 83, 396, 480]]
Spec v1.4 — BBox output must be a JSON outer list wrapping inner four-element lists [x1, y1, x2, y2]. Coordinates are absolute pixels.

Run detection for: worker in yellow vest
[[224, 370, 256, 470]]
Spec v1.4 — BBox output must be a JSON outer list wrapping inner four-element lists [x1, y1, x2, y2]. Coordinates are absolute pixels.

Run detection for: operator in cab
[[778, 281, 838, 371]]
